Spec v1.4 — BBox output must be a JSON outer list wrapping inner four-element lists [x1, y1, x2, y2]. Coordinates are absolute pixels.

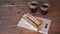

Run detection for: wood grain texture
[[0, 0, 60, 34]]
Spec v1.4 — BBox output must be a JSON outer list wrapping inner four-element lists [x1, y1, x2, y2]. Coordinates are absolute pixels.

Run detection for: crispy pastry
[[26, 13, 42, 26], [21, 17, 40, 31]]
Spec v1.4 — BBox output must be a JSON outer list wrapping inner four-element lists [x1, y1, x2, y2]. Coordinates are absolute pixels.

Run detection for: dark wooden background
[[0, 0, 60, 34]]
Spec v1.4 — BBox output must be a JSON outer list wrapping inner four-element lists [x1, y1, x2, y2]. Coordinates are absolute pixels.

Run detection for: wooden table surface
[[0, 0, 60, 34]]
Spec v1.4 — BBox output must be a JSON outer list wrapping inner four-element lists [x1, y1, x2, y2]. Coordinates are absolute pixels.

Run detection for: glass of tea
[[40, 3, 49, 15], [29, 1, 38, 13]]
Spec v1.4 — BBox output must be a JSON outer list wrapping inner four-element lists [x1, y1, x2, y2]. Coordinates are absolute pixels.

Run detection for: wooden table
[[0, 0, 60, 34]]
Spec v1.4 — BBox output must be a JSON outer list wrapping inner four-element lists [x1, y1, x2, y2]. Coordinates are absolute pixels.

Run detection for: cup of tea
[[40, 3, 49, 15], [29, 1, 38, 13]]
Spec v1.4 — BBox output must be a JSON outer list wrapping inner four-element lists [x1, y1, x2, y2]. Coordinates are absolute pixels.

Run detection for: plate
[[17, 14, 51, 34]]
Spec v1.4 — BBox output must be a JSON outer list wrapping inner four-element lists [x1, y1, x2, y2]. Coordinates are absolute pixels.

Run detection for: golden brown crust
[[22, 17, 40, 31], [26, 13, 42, 26]]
